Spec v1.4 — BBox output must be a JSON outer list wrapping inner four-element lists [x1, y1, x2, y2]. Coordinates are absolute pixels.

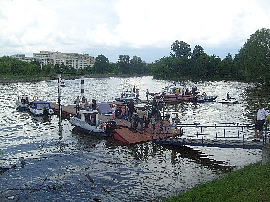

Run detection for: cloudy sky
[[1, 0, 269, 63]]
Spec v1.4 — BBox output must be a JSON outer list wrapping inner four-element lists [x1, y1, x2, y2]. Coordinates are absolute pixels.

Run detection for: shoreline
[[0, 74, 151, 83]]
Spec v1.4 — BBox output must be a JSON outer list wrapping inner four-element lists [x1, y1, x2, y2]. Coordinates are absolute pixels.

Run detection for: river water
[[0, 76, 265, 201]]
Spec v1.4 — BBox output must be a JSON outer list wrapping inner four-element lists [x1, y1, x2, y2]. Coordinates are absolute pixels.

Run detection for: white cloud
[[0, 0, 269, 62]]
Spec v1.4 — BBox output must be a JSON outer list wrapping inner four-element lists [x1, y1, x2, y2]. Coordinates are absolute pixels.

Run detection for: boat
[[218, 98, 238, 104], [69, 109, 117, 137], [115, 91, 138, 103], [60, 80, 66, 87], [197, 95, 217, 103], [29, 101, 54, 116], [16, 94, 32, 111]]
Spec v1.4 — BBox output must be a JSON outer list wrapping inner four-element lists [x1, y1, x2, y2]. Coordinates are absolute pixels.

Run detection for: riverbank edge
[[163, 160, 270, 202], [0, 74, 151, 83]]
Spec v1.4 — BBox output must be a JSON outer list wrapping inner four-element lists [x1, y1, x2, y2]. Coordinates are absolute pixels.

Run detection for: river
[[0, 76, 265, 201]]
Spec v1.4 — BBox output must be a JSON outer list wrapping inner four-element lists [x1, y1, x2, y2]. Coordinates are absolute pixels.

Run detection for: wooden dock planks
[[114, 121, 181, 144]]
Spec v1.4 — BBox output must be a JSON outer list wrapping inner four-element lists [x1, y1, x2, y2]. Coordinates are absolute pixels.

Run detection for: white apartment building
[[32, 51, 95, 69], [10, 54, 34, 63]]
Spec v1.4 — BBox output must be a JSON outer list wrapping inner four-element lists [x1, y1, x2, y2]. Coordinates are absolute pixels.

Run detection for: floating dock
[[114, 121, 182, 144], [153, 137, 267, 149]]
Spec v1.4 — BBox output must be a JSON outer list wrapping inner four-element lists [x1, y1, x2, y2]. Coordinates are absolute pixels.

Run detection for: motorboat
[[16, 94, 32, 111], [29, 101, 54, 116], [218, 98, 238, 104], [197, 95, 217, 103], [69, 109, 117, 137], [60, 80, 66, 87], [115, 91, 138, 103]]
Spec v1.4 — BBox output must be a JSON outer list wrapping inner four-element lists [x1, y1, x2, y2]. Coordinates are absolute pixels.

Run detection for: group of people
[[74, 96, 98, 113]]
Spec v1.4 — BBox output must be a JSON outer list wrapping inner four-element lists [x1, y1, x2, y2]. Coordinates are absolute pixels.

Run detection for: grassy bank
[[164, 161, 270, 202]]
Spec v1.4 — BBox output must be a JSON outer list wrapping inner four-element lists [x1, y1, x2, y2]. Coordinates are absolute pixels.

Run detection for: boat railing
[[174, 122, 270, 146]]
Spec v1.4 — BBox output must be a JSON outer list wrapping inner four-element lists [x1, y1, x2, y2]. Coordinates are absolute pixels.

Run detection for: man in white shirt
[[254, 104, 268, 139]]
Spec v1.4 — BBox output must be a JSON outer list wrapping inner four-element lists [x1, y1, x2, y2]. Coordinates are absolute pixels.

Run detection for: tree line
[[0, 28, 269, 85], [150, 28, 270, 86]]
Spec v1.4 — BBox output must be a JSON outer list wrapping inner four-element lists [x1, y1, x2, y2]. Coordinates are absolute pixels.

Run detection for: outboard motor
[[105, 120, 117, 135]]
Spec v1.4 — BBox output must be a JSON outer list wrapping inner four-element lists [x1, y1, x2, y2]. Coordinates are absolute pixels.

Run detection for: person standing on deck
[[146, 89, 149, 102], [111, 102, 117, 120], [254, 104, 268, 140], [150, 115, 156, 134], [74, 96, 80, 114], [128, 99, 135, 121]]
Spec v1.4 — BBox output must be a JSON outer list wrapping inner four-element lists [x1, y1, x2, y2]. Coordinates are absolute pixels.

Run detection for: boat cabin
[[77, 109, 99, 126], [29, 101, 53, 116]]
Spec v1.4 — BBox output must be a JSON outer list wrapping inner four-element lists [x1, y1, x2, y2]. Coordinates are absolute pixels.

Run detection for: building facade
[[32, 51, 95, 69]]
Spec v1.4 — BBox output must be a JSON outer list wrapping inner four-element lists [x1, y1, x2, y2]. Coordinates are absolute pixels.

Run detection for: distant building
[[11, 51, 95, 70], [33, 51, 95, 69], [10, 54, 34, 63]]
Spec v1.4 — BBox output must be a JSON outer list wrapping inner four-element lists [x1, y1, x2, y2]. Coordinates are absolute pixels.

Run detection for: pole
[[57, 71, 63, 140], [81, 75, 84, 99], [58, 72, 62, 117]]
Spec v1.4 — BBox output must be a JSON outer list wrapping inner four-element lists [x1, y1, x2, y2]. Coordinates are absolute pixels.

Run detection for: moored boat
[[60, 80, 66, 87], [197, 95, 217, 103], [16, 94, 32, 111], [115, 91, 138, 103], [218, 98, 238, 104], [69, 109, 117, 137], [29, 101, 54, 116]]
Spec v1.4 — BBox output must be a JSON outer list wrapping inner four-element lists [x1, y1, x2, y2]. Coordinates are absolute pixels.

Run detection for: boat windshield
[[36, 103, 50, 110]]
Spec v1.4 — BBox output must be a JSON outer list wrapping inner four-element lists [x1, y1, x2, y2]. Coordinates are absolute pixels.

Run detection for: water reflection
[[0, 77, 266, 201]]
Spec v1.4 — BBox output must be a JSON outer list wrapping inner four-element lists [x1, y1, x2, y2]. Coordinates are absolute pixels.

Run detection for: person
[[143, 113, 149, 128], [146, 89, 149, 102], [83, 99, 90, 110], [181, 88, 184, 98], [74, 96, 80, 113], [111, 102, 117, 120], [135, 110, 144, 134], [173, 113, 180, 124], [226, 92, 231, 100], [254, 104, 268, 140], [150, 114, 156, 134], [175, 88, 179, 99], [91, 99, 97, 110], [135, 88, 139, 103], [128, 99, 135, 121]]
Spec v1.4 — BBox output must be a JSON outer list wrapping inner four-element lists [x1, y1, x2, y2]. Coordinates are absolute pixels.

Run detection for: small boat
[[197, 95, 217, 103], [218, 98, 238, 104], [69, 109, 117, 137], [29, 101, 54, 116], [16, 94, 32, 111], [60, 80, 66, 87], [115, 91, 138, 103]]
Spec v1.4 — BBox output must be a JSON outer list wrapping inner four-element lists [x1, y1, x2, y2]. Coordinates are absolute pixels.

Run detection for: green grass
[[163, 161, 270, 202]]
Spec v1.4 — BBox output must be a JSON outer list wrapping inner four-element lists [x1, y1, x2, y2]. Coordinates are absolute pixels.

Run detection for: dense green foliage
[[0, 28, 269, 85], [163, 161, 270, 202], [150, 28, 270, 85]]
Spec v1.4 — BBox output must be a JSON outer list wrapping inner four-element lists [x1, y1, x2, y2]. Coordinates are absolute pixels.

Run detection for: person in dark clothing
[[91, 99, 98, 110], [128, 99, 135, 121]]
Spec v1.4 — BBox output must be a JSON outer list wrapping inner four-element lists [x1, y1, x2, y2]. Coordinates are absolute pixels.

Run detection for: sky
[[1, 0, 270, 63]]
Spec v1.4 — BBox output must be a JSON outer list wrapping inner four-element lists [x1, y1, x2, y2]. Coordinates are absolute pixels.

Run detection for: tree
[[170, 40, 191, 58], [234, 28, 270, 85], [94, 54, 110, 74], [117, 55, 130, 74], [191, 45, 205, 59]]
